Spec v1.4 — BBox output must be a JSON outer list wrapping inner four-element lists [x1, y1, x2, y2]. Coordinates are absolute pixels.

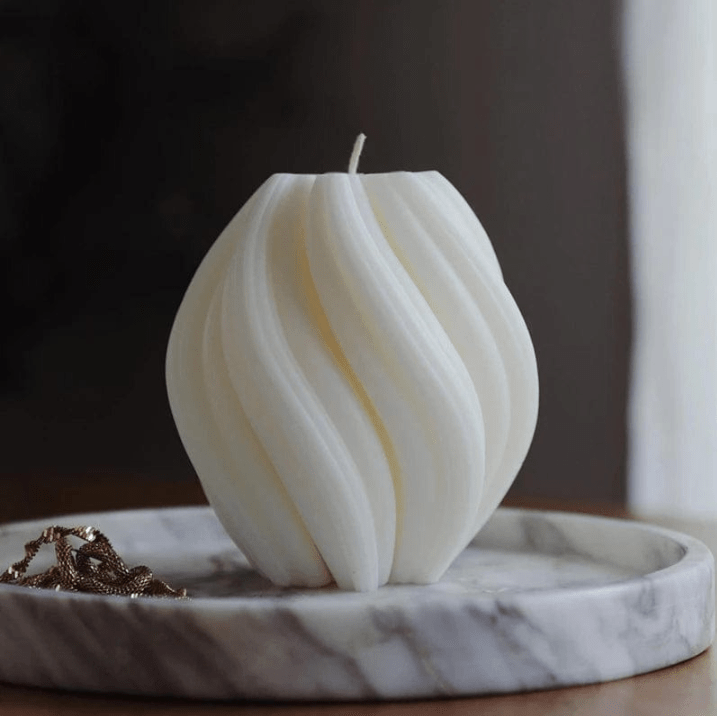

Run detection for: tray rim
[[0, 504, 712, 607]]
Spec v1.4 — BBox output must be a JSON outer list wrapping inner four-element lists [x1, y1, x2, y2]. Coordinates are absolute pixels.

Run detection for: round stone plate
[[0, 506, 713, 700]]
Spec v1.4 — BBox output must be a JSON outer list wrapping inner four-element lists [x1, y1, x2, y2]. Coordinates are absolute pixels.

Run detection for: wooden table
[[1, 474, 714, 715]]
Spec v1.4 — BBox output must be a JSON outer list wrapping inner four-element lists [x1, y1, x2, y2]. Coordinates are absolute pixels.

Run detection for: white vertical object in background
[[623, 1, 717, 516]]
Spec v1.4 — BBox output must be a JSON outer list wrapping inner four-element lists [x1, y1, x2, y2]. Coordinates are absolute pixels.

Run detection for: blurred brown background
[[0, 0, 629, 520]]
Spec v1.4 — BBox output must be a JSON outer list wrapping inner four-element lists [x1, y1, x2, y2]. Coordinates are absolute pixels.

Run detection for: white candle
[[166, 136, 539, 591]]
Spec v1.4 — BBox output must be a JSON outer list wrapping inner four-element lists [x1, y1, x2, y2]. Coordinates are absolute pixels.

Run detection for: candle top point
[[348, 133, 366, 174]]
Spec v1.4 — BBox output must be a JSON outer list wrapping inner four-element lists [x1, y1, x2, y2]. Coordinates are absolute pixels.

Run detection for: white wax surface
[[166, 170, 539, 590]]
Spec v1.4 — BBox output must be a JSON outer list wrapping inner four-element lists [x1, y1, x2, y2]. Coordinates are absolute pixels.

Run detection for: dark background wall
[[1, 1, 629, 507]]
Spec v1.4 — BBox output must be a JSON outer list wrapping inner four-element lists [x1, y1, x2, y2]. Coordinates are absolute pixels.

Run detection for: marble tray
[[0, 506, 713, 700]]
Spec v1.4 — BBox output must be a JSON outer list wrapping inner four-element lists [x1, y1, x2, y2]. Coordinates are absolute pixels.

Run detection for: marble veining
[[0, 507, 713, 700]]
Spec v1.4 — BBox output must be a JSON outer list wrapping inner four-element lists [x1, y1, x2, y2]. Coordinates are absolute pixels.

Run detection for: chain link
[[0, 525, 187, 599]]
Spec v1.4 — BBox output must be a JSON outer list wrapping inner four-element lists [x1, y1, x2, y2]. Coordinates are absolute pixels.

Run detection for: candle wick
[[348, 133, 366, 174]]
